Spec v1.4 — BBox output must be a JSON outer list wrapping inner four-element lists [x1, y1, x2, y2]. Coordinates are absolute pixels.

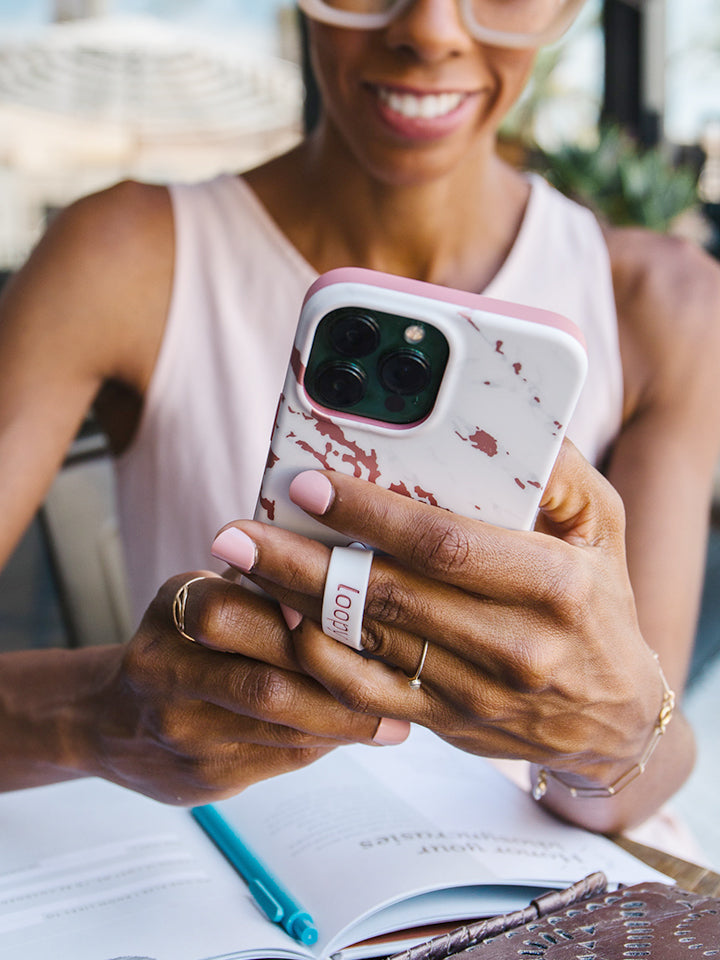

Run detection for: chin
[[354, 139, 491, 190]]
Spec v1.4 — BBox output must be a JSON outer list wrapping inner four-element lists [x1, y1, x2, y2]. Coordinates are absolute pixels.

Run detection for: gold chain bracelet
[[532, 652, 676, 801]]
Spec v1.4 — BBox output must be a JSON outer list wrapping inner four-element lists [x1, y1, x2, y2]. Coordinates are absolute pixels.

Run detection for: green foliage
[[534, 125, 699, 231], [499, 45, 567, 145]]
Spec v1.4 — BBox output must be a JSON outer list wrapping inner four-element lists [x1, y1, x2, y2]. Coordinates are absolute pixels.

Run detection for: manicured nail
[[211, 528, 257, 573], [372, 718, 411, 746], [289, 471, 334, 515], [280, 604, 303, 630]]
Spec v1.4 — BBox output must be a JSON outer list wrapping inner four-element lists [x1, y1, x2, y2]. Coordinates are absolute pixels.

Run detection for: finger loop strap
[[322, 545, 373, 650]]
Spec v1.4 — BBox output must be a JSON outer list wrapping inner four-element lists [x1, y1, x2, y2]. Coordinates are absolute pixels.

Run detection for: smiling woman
[[0, 0, 718, 859]]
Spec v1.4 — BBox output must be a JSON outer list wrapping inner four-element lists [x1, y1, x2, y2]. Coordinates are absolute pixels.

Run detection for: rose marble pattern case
[[254, 268, 588, 545]]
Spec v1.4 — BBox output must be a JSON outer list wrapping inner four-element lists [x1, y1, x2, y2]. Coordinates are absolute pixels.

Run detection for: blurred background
[[1, 0, 718, 271], [0, 0, 718, 866]]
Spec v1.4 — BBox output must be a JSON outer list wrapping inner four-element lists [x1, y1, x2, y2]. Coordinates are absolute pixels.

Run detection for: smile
[[375, 86, 468, 120]]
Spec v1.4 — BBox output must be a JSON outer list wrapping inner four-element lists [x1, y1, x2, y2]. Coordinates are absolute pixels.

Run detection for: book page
[[215, 726, 668, 955], [0, 733, 667, 960], [0, 779, 306, 960], [215, 750, 500, 955], [349, 725, 666, 884]]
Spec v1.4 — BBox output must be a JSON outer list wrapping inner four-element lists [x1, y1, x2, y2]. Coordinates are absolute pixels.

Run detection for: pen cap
[[289, 912, 319, 946]]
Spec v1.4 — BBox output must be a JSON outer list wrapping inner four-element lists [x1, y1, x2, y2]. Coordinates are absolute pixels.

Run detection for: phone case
[[254, 268, 587, 544]]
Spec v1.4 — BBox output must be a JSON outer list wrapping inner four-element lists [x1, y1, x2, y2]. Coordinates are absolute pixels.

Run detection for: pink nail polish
[[289, 471, 334, 516], [280, 604, 303, 630], [373, 718, 411, 746], [211, 528, 257, 573]]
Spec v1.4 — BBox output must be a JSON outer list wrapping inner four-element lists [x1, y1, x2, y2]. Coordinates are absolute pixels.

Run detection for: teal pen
[[191, 804, 318, 946]]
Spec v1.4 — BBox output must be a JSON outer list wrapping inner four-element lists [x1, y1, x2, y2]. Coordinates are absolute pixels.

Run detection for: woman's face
[[306, 0, 538, 187]]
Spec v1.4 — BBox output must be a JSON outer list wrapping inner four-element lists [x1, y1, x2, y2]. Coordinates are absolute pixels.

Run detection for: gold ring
[[407, 639, 429, 690], [172, 576, 207, 643]]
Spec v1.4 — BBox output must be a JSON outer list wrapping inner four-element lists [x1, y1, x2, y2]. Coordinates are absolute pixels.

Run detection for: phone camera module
[[379, 350, 431, 396], [314, 361, 367, 408], [328, 310, 381, 358], [306, 305, 448, 425]]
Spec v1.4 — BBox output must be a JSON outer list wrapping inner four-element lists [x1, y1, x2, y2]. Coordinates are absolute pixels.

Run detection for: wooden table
[[611, 834, 720, 896]]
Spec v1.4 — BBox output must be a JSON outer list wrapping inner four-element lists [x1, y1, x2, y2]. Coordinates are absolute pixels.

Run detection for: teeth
[[377, 87, 465, 120]]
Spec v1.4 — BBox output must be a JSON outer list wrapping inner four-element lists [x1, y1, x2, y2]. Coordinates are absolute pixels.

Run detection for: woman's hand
[[0, 573, 409, 805], [211, 440, 670, 809]]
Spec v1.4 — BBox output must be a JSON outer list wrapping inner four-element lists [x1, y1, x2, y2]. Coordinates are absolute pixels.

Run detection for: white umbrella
[[0, 14, 302, 142], [0, 13, 302, 268]]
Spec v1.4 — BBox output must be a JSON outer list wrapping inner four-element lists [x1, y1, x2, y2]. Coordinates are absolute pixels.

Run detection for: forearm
[[531, 710, 696, 835], [0, 647, 117, 791]]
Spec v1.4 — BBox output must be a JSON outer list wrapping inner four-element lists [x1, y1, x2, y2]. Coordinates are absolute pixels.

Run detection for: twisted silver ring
[[172, 576, 207, 643]]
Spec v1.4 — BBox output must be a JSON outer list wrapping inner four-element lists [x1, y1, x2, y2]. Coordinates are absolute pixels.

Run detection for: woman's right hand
[[92, 572, 410, 804], [1, 572, 408, 805]]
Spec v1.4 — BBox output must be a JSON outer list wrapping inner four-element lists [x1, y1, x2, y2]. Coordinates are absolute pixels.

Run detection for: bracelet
[[532, 652, 676, 801]]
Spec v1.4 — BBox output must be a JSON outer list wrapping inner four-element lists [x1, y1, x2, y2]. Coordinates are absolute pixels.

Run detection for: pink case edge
[[302, 267, 587, 352]]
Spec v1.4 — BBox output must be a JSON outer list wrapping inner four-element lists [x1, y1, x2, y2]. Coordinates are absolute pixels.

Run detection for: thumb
[[536, 439, 626, 548]]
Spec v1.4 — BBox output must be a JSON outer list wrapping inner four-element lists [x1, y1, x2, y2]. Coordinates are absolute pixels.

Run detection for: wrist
[[530, 653, 693, 834], [0, 646, 121, 790], [533, 653, 676, 801]]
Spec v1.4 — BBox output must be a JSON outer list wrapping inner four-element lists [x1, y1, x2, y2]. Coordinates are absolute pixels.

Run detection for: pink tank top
[[114, 174, 623, 622]]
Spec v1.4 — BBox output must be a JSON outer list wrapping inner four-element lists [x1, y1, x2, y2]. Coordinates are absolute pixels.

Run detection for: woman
[[0, 0, 718, 836]]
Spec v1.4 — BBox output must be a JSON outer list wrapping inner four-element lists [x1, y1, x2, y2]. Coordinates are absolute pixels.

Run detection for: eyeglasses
[[297, 0, 586, 49]]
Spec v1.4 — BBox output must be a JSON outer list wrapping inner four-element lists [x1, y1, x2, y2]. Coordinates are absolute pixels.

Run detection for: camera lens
[[313, 361, 367, 408], [329, 310, 381, 358], [379, 350, 431, 396]]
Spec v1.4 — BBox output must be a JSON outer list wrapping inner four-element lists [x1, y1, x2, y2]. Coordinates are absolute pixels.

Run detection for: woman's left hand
[[212, 440, 665, 796]]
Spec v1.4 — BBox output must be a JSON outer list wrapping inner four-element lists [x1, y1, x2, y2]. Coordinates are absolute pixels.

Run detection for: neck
[[245, 124, 530, 293]]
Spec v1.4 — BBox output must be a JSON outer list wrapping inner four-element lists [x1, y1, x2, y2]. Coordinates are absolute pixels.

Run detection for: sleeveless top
[[114, 173, 623, 623]]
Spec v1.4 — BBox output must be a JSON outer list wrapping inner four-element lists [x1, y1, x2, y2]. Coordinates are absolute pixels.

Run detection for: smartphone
[[254, 267, 587, 545]]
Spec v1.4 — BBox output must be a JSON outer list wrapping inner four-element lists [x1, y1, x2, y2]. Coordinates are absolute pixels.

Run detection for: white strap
[[321, 545, 373, 650]]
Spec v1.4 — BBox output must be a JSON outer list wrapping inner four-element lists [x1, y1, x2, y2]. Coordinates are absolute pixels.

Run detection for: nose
[[383, 0, 476, 63]]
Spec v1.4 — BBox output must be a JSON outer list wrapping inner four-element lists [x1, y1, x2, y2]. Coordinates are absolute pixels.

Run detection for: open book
[[0, 726, 667, 960]]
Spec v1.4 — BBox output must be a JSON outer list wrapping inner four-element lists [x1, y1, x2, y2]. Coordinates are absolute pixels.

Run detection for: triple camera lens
[[306, 306, 448, 424], [314, 310, 432, 408]]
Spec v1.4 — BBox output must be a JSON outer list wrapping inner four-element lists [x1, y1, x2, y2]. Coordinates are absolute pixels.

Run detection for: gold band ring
[[407, 639, 429, 690], [172, 576, 207, 643]]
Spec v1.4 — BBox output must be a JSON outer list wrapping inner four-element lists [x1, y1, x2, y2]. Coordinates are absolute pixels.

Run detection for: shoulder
[[22, 178, 174, 310], [604, 225, 720, 422], [605, 226, 720, 321], [48, 179, 173, 279], [12, 180, 174, 390]]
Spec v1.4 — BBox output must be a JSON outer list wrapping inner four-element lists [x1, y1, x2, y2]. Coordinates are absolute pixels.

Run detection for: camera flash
[[404, 324, 425, 344]]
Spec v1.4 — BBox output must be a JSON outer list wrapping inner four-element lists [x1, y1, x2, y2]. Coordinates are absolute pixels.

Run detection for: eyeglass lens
[[313, 0, 574, 37]]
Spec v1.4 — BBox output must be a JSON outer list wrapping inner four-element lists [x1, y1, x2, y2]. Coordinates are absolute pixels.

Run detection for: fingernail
[[372, 718, 411, 746], [280, 604, 303, 630], [289, 471, 334, 516], [211, 528, 257, 572]]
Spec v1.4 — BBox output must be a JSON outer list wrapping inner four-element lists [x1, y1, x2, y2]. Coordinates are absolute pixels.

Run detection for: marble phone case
[[254, 267, 588, 544]]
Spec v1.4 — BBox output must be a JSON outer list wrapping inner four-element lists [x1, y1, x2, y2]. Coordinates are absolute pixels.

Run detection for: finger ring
[[407, 639, 429, 690], [321, 544, 373, 650], [172, 576, 207, 643]]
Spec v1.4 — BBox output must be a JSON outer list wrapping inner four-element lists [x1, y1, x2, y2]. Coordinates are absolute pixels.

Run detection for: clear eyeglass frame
[[297, 0, 587, 49]]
